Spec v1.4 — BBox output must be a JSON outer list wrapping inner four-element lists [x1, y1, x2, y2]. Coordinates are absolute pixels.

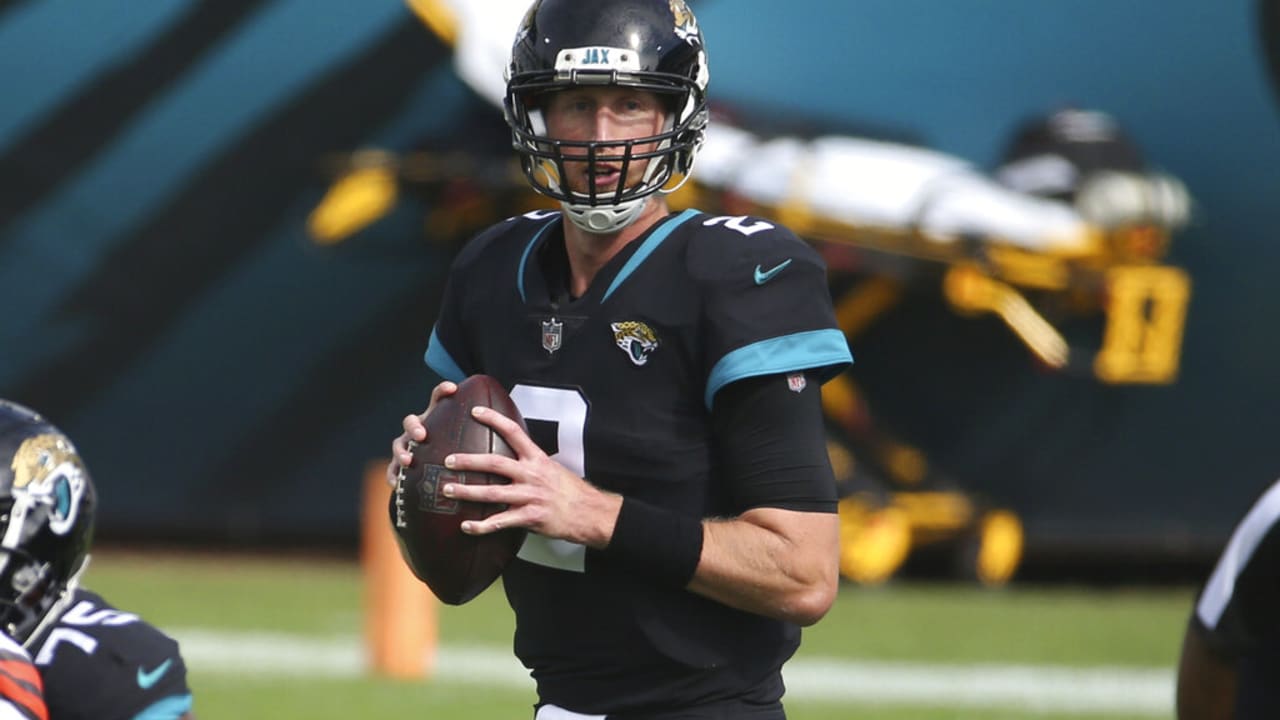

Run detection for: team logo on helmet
[[611, 321, 660, 366], [10, 434, 87, 536], [670, 0, 700, 44]]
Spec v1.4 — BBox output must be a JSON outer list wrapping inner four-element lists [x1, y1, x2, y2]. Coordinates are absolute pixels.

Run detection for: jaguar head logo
[[611, 321, 660, 366], [670, 0, 700, 44], [10, 433, 88, 535]]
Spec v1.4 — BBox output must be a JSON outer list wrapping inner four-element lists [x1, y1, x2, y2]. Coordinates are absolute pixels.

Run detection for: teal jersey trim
[[131, 693, 193, 720], [601, 209, 700, 302], [424, 325, 466, 382], [704, 329, 853, 409], [517, 218, 558, 303]]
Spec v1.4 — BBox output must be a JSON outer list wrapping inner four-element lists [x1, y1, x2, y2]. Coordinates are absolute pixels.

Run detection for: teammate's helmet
[[0, 400, 95, 646], [996, 108, 1189, 230], [504, 0, 710, 233]]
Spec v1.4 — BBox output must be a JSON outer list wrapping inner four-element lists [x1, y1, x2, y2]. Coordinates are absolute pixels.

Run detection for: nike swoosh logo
[[137, 658, 173, 689], [754, 258, 793, 285]]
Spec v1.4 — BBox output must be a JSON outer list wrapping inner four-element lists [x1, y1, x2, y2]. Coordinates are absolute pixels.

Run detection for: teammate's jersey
[[426, 209, 852, 713], [29, 589, 191, 720], [1193, 477, 1280, 717], [0, 633, 46, 720], [1194, 477, 1280, 656]]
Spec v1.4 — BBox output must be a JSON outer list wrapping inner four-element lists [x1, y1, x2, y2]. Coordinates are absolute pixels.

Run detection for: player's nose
[[591, 109, 626, 143]]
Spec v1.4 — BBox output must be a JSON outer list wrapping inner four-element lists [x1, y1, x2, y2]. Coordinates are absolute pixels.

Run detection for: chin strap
[[21, 554, 90, 650], [561, 196, 649, 234]]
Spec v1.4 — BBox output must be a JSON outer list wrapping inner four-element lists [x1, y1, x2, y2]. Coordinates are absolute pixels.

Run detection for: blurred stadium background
[[2, 0, 1279, 716]]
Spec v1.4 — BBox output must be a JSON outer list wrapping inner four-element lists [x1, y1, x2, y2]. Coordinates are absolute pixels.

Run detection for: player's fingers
[[459, 509, 527, 535], [442, 477, 533, 505], [442, 451, 525, 482], [391, 435, 419, 468], [428, 381, 458, 408], [469, 406, 543, 458], [401, 413, 429, 442]]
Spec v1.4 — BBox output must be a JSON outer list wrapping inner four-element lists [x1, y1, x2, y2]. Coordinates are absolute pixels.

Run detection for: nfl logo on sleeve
[[787, 373, 807, 393]]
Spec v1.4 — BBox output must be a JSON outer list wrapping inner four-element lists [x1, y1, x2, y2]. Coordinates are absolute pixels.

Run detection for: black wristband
[[604, 497, 704, 587]]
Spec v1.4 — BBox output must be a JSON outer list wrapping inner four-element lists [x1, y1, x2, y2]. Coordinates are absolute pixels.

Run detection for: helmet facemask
[[504, 0, 710, 234], [507, 65, 708, 233], [0, 542, 88, 648]]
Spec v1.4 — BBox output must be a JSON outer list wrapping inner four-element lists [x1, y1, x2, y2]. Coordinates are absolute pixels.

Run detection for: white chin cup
[[562, 196, 648, 234]]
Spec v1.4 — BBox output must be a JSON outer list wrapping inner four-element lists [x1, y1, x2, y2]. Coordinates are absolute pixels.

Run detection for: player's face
[[542, 87, 668, 196]]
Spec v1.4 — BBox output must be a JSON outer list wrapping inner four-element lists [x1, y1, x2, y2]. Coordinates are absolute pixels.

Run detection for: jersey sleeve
[[424, 217, 533, 382], [711, 370, 838, 513], [33, 590, 191, 720], [690, 217, 853, 409], [1193, 477, 1280, 657], [424, 271, 472, 383]]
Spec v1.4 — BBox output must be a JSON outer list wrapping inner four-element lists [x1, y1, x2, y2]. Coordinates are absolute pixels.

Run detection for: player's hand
[[385, 380, 458, 487], [441, 405, 621, 548]]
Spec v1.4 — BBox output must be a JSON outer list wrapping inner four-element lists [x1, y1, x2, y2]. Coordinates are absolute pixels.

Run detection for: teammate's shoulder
[[452, 208, 560, 271], [53, 586, 182, 661], [0, 632, 28, 661], [1228, 477, 1280, 552], [69, 587, 109, 607]]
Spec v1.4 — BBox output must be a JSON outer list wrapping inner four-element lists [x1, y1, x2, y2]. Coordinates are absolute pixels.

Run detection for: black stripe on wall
[[0, 0, 270, 241], [10, 19, 450, 420], [1262, 0, 1280, 112]]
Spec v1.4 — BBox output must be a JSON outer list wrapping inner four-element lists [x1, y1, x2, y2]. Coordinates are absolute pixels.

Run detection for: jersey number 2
[[509, 385, 589, 573]]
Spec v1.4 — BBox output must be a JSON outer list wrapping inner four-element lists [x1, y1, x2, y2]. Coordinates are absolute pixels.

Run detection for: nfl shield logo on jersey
[[542, 318, 563, 354], [787, 372, 807, 393]]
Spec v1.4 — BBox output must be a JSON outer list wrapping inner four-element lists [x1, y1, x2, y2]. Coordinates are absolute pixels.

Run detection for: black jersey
[[29, 589, 191, 720], [1195, 478, 1280, 656], [426, 209, 852, 714], [1193, 477, 1280, 717]]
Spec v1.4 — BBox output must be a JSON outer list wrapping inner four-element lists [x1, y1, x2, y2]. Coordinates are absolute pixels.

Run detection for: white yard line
[[172, 628, 1174, 715]]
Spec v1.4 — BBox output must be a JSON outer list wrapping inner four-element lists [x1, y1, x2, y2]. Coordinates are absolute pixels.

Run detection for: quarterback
[[391, 1, 852, 717]]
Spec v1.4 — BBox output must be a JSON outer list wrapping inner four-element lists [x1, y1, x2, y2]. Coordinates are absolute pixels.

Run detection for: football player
[[389, 1, 852, 717], [1177, 476, 1280, 719], [0, 400, 194, 720], [0, 631, 47, 720]]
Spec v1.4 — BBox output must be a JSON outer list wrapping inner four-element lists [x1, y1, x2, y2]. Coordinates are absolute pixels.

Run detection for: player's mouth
[[590, 164, 623, 189]]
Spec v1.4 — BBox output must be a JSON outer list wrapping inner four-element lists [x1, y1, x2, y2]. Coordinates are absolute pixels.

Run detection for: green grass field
[[84, 550, 1195, 720]]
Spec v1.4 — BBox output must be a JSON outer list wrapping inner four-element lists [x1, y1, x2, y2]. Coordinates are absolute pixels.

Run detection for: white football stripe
[[171, 629, 1173, 715]]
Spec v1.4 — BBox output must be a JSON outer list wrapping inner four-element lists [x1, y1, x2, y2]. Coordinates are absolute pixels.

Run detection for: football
[[391, 375, 527, 605]]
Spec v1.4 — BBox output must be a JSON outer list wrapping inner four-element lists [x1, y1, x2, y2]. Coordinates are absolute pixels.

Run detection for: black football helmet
[[504, 0, 710, 233], [0, 400, 95, 646]]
